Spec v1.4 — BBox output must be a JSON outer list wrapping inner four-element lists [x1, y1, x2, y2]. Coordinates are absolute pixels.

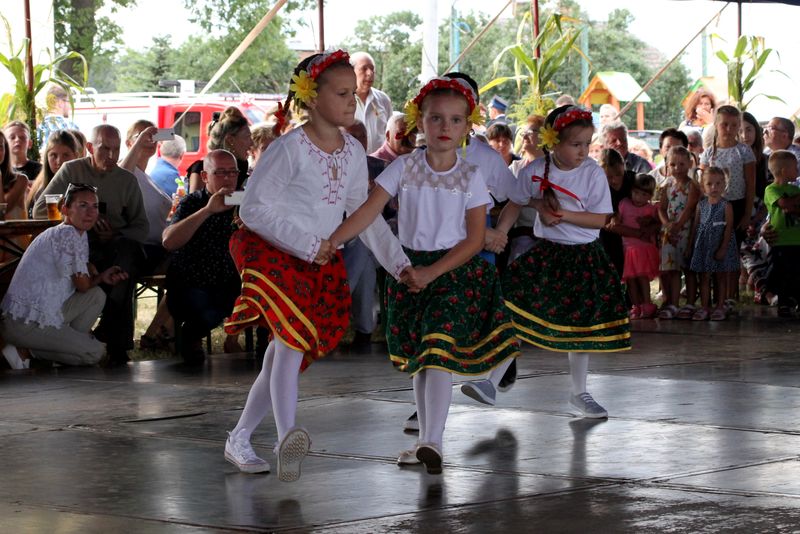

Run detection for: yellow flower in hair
[[538, 125, 559, 150], [403, 100, 421, 135], [468, 106, 484, 126], [290, 71, 318, 105]]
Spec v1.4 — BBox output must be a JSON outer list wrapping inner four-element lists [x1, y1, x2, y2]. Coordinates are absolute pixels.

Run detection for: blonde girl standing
[[223, 50, 410, 481], [495, 105, 631, 419]]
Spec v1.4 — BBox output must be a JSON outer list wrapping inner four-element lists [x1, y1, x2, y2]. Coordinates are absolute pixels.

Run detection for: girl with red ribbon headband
[[223, 51, 411, 481], [493, 104, 631, 420], [327, 78, 520, 475]]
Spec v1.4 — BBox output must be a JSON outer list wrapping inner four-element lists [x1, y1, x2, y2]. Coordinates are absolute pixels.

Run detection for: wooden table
[[0, 219, 61, 276]]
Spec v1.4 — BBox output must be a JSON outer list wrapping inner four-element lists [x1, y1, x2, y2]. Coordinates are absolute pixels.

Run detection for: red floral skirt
[[224, 229, 351, 371]]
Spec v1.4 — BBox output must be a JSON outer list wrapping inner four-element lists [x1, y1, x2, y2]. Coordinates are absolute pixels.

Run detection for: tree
[[53, 0, 136, 81]]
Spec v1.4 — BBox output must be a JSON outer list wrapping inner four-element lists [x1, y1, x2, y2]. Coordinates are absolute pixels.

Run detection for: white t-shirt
[[508, 157, 612, 245], [465, 139, 516, 202], [376, 149, 492, 251], [241, 127, 409, 278], [133, 167, 172, 246], [700, 143, 755, 200], [1, 224, 89, 328], [355, 87, 394, 155], [510, 158, 537, 228]]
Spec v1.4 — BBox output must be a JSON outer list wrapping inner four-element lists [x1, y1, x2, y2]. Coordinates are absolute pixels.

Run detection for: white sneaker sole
[[460, 381, 496, 406], [569, 401, 608, 419], [277, 428, 311, 482], [224, 450, 270, 473]]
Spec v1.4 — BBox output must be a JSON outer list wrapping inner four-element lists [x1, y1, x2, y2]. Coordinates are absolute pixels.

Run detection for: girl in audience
[[486, 122, 518, 166], [688, 167, 739, 320], [0, 128, 28, 223], [599, 148, 631, 276], [26, 130, 81, 217], [0, 183, 128, 369], [187, 107, 253, 192]]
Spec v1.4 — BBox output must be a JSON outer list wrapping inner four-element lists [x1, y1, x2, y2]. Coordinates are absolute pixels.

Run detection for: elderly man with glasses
[[764, 117, 800, 176]]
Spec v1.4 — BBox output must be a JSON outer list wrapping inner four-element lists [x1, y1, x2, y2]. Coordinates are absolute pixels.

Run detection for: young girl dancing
[[223, 50, 410, 481], [495, 105, 631, 418], [616, 174, 660, 319], [329, 77, 520, 474], [688, 167, 739, 320], [658, 146, 701, 319]]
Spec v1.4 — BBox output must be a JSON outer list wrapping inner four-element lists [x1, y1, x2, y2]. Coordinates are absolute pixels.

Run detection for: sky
[[108, 0, 800, 121]]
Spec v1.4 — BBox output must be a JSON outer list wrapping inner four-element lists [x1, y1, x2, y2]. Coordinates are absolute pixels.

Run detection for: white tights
[[568, 351, 589, 395], [232, 339, 303, 442], [413, 369, 452, 448]]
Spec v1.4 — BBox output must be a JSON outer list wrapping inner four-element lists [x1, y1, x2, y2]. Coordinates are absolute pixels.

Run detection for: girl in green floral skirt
[[330, 77, 520, 474], [494, 105, 631, 419]]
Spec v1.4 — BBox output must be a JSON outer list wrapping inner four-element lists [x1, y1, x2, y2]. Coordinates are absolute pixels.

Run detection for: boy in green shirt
[[765, 150, 800, 316]]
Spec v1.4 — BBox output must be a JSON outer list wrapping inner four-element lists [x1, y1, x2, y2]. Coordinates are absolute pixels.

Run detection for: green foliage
[[0, 14, 87, 159], [482, 12, 586, 119], [712, 34, 786, 112]]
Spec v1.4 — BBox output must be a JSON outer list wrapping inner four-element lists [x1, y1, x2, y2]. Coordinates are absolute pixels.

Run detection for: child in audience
[[617, 174, 660, 319], [3, 120, 42, 180], [688, 167, 739, 320], [658, 146, 701, 319], [26, 130, 81, 217]]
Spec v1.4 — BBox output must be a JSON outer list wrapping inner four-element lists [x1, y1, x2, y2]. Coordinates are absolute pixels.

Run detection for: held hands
[[400, 265, 437, 293], [99, 265, 129, 286], [484, 228, 508, 254], [314, 239, 335, 265]]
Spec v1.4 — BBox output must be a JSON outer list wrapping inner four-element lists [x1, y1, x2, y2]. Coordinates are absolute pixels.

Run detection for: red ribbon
[[273, 101, 287, 137], [531, 175, 580, 202]]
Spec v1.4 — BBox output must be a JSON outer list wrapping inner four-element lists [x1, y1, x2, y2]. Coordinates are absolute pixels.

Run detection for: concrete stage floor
[[2, 307, 800, 533]]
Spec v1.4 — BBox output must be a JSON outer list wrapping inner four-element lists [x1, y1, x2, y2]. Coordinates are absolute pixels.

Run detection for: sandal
[[658, 304, 678, 320], [692, 308, 709, 321], [710, 308, 727, 321], [676, 305, 696, 320]]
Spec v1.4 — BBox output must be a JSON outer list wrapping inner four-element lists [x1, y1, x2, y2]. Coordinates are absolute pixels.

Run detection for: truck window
[[173, 111, 201, 152]]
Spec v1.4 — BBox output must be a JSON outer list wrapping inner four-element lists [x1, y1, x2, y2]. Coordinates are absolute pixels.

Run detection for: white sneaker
[[416, 442, 443, 475], [397, 445, 421, 466], [224, 431, 270, 473], [277, 427, 311, 483], [569, 392, 608, 419], [2, 344, 28, 370]]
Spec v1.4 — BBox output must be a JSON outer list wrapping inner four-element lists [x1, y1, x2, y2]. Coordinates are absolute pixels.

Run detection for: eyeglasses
[[210, 169, 239, 178], [65, 182, 98, 194]]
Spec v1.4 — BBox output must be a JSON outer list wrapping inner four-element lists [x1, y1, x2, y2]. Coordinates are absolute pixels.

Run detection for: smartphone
[[224, 191, 245, 206], [98, 201, 107, 215], [152, 128, 175, 142]]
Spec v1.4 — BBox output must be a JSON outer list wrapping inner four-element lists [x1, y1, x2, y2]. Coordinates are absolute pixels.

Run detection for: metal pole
[[580, 25, 589, 92], [318, 0, 325, 52], [23, 0, 36, 132], [532, 0, 540, 58]]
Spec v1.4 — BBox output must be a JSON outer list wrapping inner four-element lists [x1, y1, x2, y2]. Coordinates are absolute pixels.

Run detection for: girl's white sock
[[413, 371, 427, 443], [422, 368, 452, 448], [231, 341, 276, 440], [270, 339, 304, 441], [568, 352, 589, 395]]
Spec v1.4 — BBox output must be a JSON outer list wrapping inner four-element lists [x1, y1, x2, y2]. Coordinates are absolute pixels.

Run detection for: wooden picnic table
[[0, 219, 61, 276]]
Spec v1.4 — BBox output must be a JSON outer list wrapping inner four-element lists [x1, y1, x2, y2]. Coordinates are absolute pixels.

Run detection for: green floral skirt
[[502, 239, 631, 353], [386, 250, 520, 376]]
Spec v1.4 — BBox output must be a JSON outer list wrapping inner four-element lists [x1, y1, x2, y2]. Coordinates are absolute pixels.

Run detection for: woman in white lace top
[[1, 183, 128, 369]]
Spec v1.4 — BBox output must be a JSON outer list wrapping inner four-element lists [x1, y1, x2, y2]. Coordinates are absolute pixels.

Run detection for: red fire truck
[[70, 90, 283, 176]]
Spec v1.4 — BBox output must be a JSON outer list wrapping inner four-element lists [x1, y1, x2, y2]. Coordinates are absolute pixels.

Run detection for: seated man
[[150, 135, 187, 197], [33, 124, 148, 364], [162, 149, 241, 363]]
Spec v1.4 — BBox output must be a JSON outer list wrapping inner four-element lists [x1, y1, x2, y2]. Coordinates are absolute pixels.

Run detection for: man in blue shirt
[[151, 135, 187, 196]]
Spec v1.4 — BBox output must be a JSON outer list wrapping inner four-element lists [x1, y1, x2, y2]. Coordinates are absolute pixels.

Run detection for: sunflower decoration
[[403, 99, 421, 135], [290, 71, 318, 107], [467, 105, 485, 127], [538, 124, 559, 151]]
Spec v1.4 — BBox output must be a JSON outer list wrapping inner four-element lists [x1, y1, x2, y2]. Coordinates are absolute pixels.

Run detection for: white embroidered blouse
[[240, 127, 410, 278], [376, 149, 492, 251], [1, 224, 90, 328]]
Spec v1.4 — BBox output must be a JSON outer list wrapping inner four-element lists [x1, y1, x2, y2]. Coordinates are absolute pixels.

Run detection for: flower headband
[[538, 106, 593, 151], [403, 77, 484, 135], [289, 49, 350, 108]]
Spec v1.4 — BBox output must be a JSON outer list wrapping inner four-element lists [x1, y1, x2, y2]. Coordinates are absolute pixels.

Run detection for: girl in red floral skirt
[[329, 78, 520, 474], [223, 50, 410, 481], [494, 105, 631, 419]]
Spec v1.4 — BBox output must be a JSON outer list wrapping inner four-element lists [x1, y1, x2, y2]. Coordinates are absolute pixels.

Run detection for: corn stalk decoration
[[480, 12, 587, 118], [713, 34, 786, 112]]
